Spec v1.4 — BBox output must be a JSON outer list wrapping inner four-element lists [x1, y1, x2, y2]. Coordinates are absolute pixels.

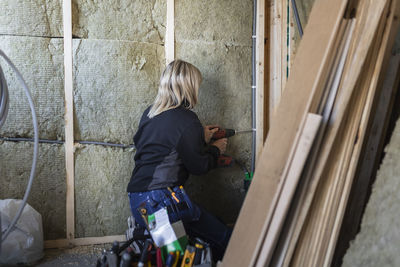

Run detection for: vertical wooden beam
[[281, 0, 289, 93], [165, 0, 175, 65], [256, 0, 266, 159], [288, 0, 296, 70], [264, 0, 270, 140], [270, 0, 283, 115], [63, 0, 75, 240], [270, 0, 292, 118]]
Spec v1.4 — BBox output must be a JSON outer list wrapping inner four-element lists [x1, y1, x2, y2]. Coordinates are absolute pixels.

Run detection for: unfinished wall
[[0, 0, 66, 240], [0, 0, 165, 239], [175, 0, 253, 223], [0, 36, 65, 139], [71, 0, 165, 237], [0, 0, 253, 240], [73, 39, 164, 144], [0, 142, 66, 240], [0, 0, 63, 37], [74, 145, 134, 238]]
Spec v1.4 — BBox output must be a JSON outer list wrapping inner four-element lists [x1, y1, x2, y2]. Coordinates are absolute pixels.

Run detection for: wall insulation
[[0, 142, 66, 240], [0, 36, 65, 140], [0, 0, 253, 239], [175, 0, 253, 222], [342, 117, 400, 267], [74, 145, 134, 238]]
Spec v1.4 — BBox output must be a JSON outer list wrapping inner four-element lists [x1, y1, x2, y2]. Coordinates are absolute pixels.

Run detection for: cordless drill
[[212, 128, 254, 189], [212, 128, 236, 140], [211, 128, 237, 167]]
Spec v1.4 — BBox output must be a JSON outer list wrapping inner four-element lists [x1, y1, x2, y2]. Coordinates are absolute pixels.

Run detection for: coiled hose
[[0, 49, 39, 253]]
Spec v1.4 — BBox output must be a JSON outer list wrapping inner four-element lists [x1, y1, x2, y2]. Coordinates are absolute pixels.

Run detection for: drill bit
[[235, 129, 254, 134]]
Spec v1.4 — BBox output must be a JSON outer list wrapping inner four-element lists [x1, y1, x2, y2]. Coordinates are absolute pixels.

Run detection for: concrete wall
[[0, 0, 253, 238]]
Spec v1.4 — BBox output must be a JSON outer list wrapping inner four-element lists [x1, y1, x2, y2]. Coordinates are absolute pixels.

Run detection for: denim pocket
[[173, 187, 201, 222], [129, 188, 202, 227]]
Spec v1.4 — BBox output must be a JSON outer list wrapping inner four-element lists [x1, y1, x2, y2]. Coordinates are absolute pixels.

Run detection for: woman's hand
[[204, 125, 220, 144], [211, 138, 228, 154]]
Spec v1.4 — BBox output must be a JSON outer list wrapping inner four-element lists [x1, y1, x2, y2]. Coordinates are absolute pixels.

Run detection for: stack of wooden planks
[[222, 0, 400, 266]]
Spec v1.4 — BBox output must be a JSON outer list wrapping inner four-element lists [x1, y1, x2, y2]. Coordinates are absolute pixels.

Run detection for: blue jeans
[[128, 186, 232, 261]]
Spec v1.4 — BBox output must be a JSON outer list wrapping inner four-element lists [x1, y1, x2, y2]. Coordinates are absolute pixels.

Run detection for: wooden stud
[[165, 0, 175, 65], [63, 0, 75, 241], [264, 0, 270, 140], [270, 0, 283, 115], [281, 0, 289, 96], [44, 235, 126, 248], [256, 0, 266, 159]]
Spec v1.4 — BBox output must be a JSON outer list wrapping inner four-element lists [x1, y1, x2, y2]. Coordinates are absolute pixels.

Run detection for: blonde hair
[[148, 59, 202, 118]]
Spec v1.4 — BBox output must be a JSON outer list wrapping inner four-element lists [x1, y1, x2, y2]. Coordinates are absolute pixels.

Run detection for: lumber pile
[[222, 0, 400, 266]]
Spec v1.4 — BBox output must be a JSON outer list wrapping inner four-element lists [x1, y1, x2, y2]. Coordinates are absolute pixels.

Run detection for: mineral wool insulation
[[0, 0, 253, 239], [342, 117, 400, 267]]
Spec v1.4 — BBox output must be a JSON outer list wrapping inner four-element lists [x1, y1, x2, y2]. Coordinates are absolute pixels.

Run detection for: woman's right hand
[[211, 138, 228, 154]]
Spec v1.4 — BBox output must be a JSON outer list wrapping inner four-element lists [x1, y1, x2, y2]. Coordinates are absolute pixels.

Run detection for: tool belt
[[165, 201, 189, 215], [133, 185, 201, 226]]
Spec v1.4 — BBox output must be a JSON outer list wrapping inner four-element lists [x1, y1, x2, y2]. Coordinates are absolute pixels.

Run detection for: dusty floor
[[12, 244, 107, 267]]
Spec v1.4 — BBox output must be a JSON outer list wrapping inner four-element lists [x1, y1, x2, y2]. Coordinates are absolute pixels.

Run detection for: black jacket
[[127, 106, 220, 192]]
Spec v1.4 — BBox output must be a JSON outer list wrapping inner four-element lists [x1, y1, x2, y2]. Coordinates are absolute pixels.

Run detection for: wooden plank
[[63, 0, 75, 241], [320, 3, 395, 265], [44, 235, 126, 248], [256, 0, 266, 159], [278, 1, 390, 264], [221, 1, 349, 265], [293, 22, 380, 264], [332, 53, 400, 267], [327, 2, 400, 265], [291, 2, 396, 264], [165, 0, 175, 65], [255, 113, 322, 267], [264, 0, 270, 139], [312, 16, 385, 266], [315, 61, 371, 267], [281, 0, 289, 94], [270, 0, 283, 115], [271, 19, 353, 267], [286, 19, 358, 267]]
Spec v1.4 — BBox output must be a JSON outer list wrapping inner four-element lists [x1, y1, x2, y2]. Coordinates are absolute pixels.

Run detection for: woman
[[127, 59, 232, 261]]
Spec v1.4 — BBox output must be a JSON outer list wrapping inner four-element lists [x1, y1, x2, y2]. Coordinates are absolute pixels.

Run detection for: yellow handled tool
[[181, 246, 195, 267]]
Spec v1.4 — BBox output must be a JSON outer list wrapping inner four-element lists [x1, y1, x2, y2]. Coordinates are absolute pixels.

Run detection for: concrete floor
[[17, 244, 106, 267]]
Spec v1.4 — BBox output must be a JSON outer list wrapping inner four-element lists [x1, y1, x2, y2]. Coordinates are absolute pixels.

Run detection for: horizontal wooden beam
[[44, 235, 126, 248]]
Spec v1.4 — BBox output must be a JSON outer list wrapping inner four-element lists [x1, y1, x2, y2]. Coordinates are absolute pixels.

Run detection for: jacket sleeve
[[176, 121, 220, 175]]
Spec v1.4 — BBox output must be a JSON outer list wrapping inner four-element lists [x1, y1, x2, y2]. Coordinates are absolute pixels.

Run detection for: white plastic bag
[[0, 199, 43, 264]]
